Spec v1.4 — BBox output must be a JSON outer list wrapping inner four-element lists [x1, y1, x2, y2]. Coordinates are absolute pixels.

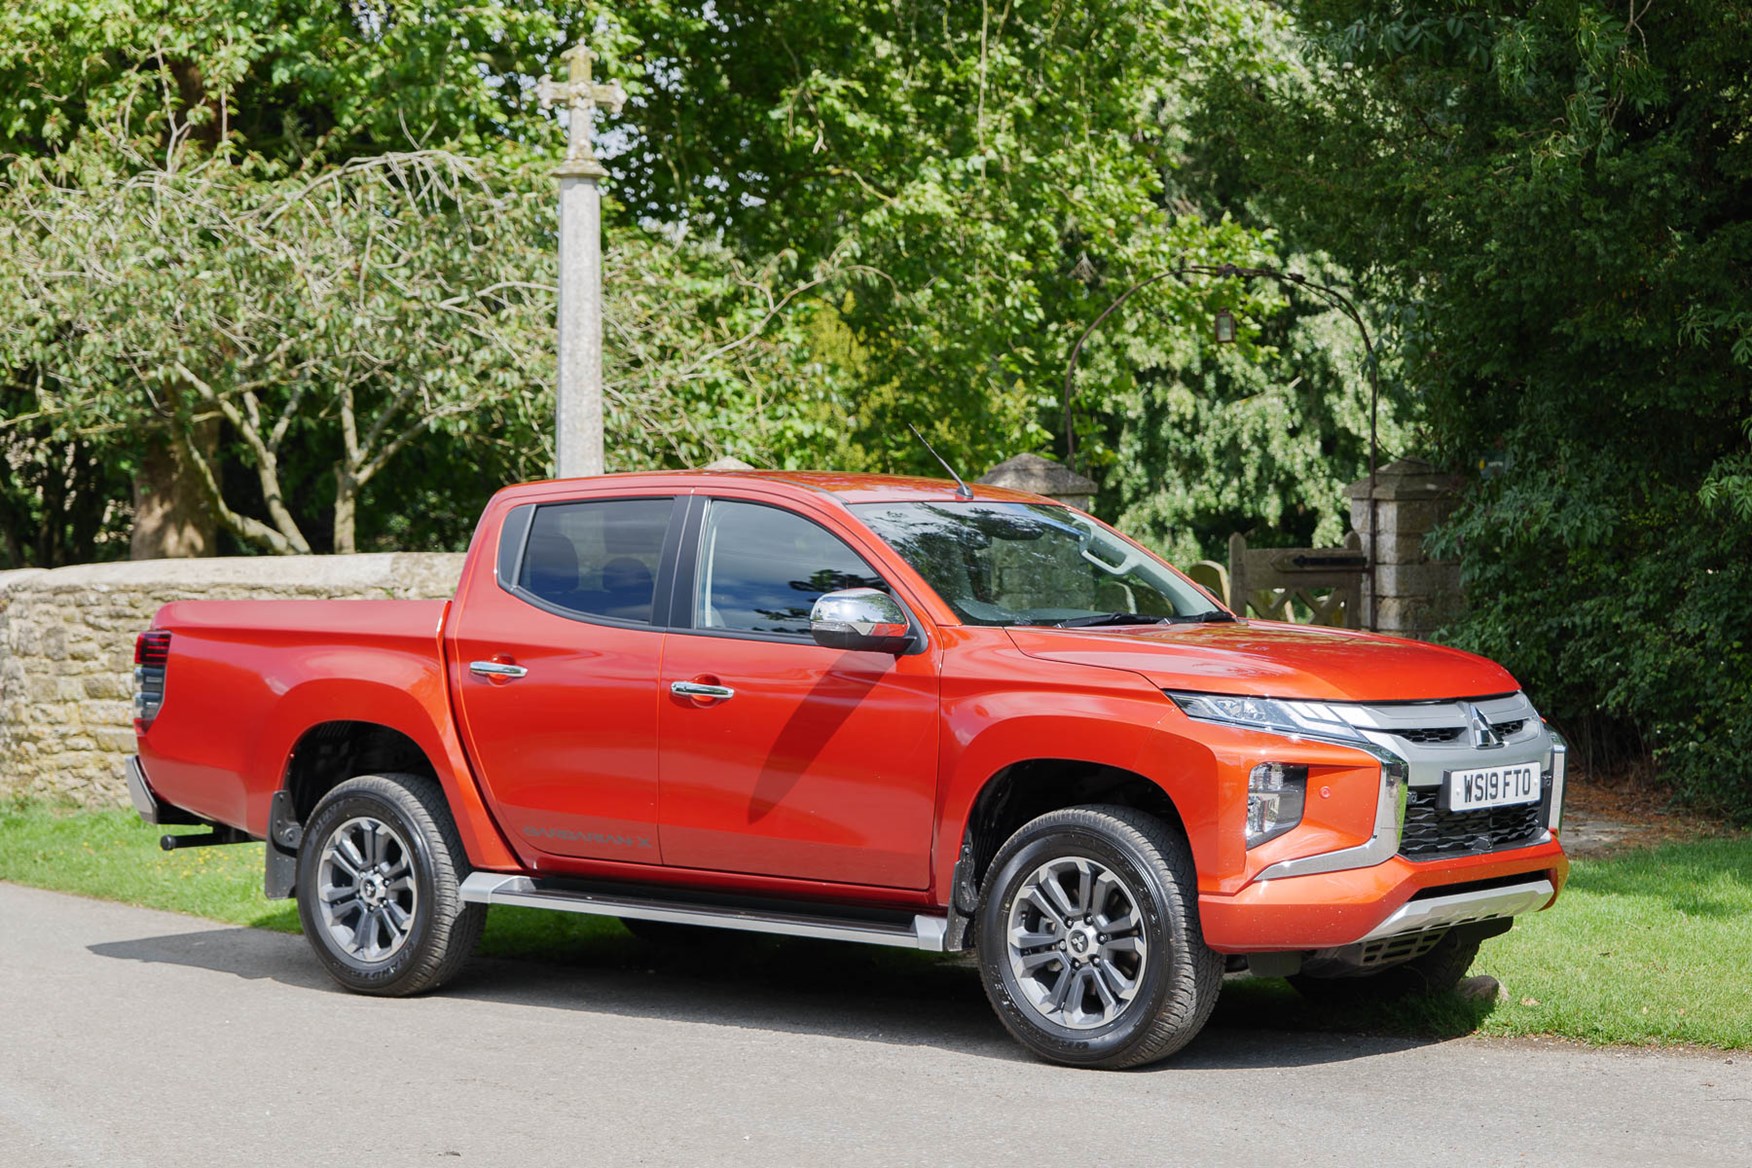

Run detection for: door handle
[[670, 681, 734, 700], [470, 660, 529, 679]]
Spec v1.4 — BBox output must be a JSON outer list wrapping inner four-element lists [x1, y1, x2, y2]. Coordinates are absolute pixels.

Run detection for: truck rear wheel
[[976, 804, 1223, 1069], [295, 773, 485, 996]]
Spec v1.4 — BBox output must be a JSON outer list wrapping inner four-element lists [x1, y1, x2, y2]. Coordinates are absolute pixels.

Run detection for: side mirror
[[809, 588, 917, 655]]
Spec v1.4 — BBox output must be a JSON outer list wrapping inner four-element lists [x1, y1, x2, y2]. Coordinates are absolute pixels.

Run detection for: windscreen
[[850, 501, 1226, 627]]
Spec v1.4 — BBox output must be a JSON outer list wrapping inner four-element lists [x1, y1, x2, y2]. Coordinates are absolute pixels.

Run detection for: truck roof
[[504, 470, 1054, 507]]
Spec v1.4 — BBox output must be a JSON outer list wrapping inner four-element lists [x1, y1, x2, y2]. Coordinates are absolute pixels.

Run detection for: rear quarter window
[[511, 498, 674, 624]]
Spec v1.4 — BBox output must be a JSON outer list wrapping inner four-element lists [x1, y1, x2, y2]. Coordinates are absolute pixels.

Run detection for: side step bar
[[460, 873, 949, 952]]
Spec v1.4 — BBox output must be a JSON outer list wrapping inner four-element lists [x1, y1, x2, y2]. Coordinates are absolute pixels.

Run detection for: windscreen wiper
[[1051, 612, 1173, 628], [1050, 610, 1237, 628]]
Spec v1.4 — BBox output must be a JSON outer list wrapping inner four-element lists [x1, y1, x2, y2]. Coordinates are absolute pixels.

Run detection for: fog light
[[1247, 763, 1307, 847]]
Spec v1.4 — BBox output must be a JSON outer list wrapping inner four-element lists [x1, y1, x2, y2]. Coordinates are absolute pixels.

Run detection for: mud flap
[[264, 790, 303, 900]]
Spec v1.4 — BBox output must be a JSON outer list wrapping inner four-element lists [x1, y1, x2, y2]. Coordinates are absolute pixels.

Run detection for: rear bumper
[[126, 756, 203, 827], [1199, 837, 1569, 952]]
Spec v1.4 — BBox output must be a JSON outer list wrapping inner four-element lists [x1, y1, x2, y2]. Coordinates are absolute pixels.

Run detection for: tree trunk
[[332, 468, 358, 555], [130, 423, 216, 559]]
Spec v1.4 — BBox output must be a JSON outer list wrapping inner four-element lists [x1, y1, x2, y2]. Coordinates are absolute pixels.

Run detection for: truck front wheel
[[295, 773, 485, 996], [976, 804, 1223, 1069]]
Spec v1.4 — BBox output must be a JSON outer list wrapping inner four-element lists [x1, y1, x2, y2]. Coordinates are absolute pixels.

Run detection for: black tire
[[295, 773, 485, 996], [976, 804, 1223, 1069], [1289, 930, 1482, 1005]]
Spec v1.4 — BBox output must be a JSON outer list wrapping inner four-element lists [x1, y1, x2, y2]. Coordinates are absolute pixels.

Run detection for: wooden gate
[[1185, 533, 1367, 629]]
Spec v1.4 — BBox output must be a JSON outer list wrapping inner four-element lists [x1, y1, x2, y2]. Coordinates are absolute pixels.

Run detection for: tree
[[599, 0, 1390, 559], [0, 133, 859, 555], [0, 0, 590, 560], [0, 0, 578, 160], [1197, 1, 1752, 815]]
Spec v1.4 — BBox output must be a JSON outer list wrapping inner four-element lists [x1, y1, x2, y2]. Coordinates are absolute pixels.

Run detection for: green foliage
[[0, 142, 558, 554], [603, 0, 1387, 560], [1102, 256, 1402, 565], [1201, 1, 1752, 816], [0, 135, 857, 554], [0, 0, 1393, 570], [615, 0, 1224, 470], [0, 0, 574, 158]]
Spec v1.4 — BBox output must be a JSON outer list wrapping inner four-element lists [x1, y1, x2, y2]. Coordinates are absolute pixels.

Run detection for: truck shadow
[[89, 919, 1489, 1071]]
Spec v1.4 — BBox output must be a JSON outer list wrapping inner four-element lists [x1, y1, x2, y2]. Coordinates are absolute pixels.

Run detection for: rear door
[[657, 495, 940, 888], [449, 493, 682, 864]]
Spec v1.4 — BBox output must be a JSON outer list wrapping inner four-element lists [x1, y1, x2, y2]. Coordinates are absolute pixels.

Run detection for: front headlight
[[1165, 691, 1365, 743]]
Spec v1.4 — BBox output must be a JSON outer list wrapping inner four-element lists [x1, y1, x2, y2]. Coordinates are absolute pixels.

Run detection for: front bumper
[[1199, 837, 1568, 952], [1191, 693, 1570, 951]]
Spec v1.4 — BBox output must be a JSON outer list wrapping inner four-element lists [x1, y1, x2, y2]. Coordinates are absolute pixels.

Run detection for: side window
[[695, 500, 886, 636], [517, 498, 672, 624]]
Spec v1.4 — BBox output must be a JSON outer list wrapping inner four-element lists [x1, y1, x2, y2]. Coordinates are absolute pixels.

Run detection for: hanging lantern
[[1214, 309, 1237, 344]]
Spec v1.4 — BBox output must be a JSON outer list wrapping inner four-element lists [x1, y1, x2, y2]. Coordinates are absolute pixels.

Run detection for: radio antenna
[[908, 423, 974, 499]]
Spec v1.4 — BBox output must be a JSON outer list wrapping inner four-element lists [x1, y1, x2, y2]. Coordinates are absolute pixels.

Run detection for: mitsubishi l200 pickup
[[128, 471, 1568, 1068]]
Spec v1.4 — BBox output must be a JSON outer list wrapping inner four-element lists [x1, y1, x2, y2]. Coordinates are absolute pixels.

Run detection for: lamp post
[[1061, 262, 1383, 629], [537, 41, 626, 478]]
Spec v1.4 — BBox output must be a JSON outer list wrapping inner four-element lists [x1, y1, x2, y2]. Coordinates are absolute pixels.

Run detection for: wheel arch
[[959, 760, 1188, 899], [283, 721, 438, 823], [254, 674, 519, 873]]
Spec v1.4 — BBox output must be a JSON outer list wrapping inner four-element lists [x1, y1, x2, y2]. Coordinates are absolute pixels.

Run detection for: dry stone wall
[[0, 554, 464, 808]]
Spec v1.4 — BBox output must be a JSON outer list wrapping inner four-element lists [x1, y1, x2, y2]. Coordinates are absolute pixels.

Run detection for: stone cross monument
[[537, 42, 626, 477]]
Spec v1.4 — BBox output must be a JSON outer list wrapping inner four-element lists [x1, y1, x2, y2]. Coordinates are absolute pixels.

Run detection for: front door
[[449, 495, 679, 864], [658, 497, 939, 889]]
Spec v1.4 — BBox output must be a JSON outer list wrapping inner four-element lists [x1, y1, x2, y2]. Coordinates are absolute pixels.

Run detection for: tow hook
[[160, 826, 252, 851]]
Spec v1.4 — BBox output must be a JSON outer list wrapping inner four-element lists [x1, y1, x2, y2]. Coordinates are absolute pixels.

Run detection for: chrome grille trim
[[1252, 692, 1562, 879], [1326, 693, 1556, 861]]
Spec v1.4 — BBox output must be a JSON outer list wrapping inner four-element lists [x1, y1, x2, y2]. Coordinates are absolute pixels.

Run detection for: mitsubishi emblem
[[1467, 704, 1503, 749]]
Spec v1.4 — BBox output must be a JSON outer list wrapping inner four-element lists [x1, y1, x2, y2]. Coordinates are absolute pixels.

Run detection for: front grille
[[1399, 788, 1545, 859], [1395, 720, 1526, 746], [1398, 727, 1463, 744]]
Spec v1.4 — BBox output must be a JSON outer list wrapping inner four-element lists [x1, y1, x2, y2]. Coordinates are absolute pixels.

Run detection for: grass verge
[[0, 801, 624, 955], [1214, 836, 1752, 1049], [2, 801, 1746, 1049]]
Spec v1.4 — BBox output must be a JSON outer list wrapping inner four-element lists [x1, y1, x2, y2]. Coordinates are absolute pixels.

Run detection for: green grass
[[3, 801, 1747, 1049], [0, 801, 629, 956], [1474, 838, 1752, 1047], [0, 801, 301, 932], [1212, 836, 1752, 1049]]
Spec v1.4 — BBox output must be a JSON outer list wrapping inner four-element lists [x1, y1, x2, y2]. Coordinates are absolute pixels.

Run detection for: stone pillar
[[538, 42, 626, 479], [1347, 457, 1465, 639], [978, 453, 1098, 510], [555, 167, 606, 477]]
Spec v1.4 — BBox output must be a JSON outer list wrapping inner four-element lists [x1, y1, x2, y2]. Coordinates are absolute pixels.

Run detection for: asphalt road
[[1, 881, 1746, 1168]]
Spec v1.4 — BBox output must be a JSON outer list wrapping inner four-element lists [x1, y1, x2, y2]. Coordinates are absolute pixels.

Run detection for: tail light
[[134, 630, 171, 731]]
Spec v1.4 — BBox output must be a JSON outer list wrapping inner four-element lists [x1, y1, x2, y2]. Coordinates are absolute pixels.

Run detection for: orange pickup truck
[[129, 471, 1568, 1067]]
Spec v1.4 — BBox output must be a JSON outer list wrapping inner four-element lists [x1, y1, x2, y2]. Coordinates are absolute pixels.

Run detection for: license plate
[[1444, 763, 1542, 812]]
